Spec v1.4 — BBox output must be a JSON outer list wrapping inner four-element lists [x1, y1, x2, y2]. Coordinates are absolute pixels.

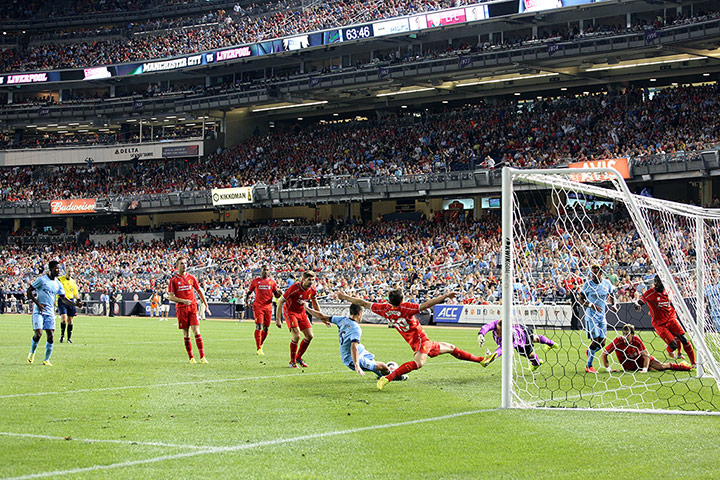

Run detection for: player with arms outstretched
[[600, 324, 692, 373], [167, 257, 210, 364], [338, 288, 490, 390], [304, 302, 407, 381], [246, 265, 282, 355], [276, 271, 320, 368], [477, 319, 556, 371], [577, 264, 618, 373], [634, 275, 696, 366], [26, 260, 82, 366]]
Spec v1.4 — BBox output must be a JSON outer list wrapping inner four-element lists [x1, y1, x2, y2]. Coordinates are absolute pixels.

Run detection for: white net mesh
[[504, 169, 720, 413]]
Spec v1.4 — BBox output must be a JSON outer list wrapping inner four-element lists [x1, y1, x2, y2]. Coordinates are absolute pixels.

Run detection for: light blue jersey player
[[304, 302, 407, 381], [26, 260, 80, 366], [578, 264, 617, 373]]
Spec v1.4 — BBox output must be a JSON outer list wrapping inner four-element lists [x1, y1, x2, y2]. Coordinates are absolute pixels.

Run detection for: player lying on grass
[[337, 288, 491, 390], [600, 324, 692, 373], [634, 275, 696, 366], [477, 319, 557, 371], [304, 302, 408, 381]]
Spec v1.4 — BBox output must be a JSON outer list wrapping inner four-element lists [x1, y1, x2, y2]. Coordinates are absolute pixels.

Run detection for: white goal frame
[[500, 166, 720, 412]]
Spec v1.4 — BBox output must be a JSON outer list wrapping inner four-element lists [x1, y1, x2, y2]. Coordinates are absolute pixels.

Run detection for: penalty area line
[[1, 408, 501, 480], [0, 432, 209, 450]]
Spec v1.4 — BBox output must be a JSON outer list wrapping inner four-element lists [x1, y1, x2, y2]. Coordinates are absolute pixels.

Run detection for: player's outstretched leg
[[378, 360, 421, 390]]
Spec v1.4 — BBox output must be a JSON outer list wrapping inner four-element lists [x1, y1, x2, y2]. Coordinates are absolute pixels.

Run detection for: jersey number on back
[[390, 317, 410, 332]]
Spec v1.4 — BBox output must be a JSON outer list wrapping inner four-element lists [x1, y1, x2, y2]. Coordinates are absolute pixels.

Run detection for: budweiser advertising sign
[[50, 198, 97, 214], [568, 158, 630, 183]]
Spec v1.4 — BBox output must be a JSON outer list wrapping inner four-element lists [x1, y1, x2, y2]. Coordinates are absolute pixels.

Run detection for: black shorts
[[58, 302, 77, 317], [516, 325, 536, 358]]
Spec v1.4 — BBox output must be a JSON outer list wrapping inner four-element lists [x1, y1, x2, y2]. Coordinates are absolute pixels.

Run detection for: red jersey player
[[634, 275, 696, 366], [167, 257, 210, 364], [600, 324, 691, 373], [246, 265, 281, 355], [275, 271, 321, 368], [338, 288, 491, 390]]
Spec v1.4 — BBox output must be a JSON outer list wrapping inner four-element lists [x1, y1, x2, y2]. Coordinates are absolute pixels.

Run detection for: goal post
[[500, 166, 720, 414]]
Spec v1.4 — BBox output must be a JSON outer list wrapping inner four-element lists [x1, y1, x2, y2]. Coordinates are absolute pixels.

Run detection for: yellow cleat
[[257, 348, 265, 356], [481, 352, 498, 367], [42, 360, 53, 367], [199, 357, 209, 364], [530, 358, 544, 372], [377, 377, 390, 391], [27, 352, 35, 364], [544, 343, 559, 351], [189, 358, 197, 364]]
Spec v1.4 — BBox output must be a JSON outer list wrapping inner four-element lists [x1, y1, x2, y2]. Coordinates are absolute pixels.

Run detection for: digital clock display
[[342, 24, 374, 41]]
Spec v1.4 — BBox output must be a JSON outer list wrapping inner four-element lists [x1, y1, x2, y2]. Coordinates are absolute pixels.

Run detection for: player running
[[634, 275, 696, 366], [600, 324, 692, 373], [577, 264, 618, 373], [477, 319, 557, 371], [338, 288, 491, 390], [167, 257, 210, 364], [26, 260, 82, 366], [58, 266, 80, 344], [276, 271, 321, 368], [304, 302, 408, 381], [246, 265, 281, 355]]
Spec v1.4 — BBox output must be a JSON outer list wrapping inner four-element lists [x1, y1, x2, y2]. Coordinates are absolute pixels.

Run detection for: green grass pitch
[[2, 313, 720, 480]]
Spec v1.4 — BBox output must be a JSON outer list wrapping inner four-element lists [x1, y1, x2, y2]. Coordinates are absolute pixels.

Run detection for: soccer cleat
[[27, 352, 35, 364], [296, 358, 309, 368], [377, 377, 390, 390], [394, 374, 409, 381], [544, 343, 558, 351], [42, 360, 53, 367], [481, 352, 498, 367], [530, 358, 545, 371], [189, 358, 197, 364], [288, 362, 298, 368], [585, 366, 597, 373], [59, 337, 64, 343], [199, 357, 209, 364], [67, 339, 73, 344], [257, 348, 265, 356]]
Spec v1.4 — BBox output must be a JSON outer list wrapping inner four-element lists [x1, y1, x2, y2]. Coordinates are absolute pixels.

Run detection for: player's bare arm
[[608, 293, 619, 313], [167, 292, 191, 305], [26, 285, 46, 311], [600, 350, 620, 372], [350, 342, 365, 376], [336, 291, 373, 309], [640, 350, 651, 372], [58, 295, 80, 308], [304, 304, 331, 326], [275, 296, 286, 327], [418, 291, 457, 311]]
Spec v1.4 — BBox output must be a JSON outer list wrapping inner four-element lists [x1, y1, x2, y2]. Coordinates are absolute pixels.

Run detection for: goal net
[[500, 167, 720, 414]]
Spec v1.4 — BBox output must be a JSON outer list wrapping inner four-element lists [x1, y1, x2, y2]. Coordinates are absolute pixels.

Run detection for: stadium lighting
[[252, 101, 329, 112], [442, 100, 448, 104], [376, 87, 435, 97], [457, 72, 559, 87], [703, 73, 711, 77], [650, 78, 657, 82], [26, 125, 36, 128], [584, 56, 705, 72]]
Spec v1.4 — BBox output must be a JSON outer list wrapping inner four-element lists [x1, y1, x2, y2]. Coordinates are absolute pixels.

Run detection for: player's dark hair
[[388, 288, 403, 306], [175, 256, 186, 266], [622, 324, 635, 335], [48, 260, 59, 271], [349, 303, 362, 317]]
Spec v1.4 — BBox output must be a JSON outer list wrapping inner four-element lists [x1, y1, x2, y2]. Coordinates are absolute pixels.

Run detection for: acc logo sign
[[434, 305, 463, 323]]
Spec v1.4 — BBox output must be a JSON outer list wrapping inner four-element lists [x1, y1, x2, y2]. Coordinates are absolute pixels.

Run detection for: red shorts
[[254, 306, 272, 327], [284, 310, 311, 331], [177, 307, 199, 330], [412, 339, 441, 358], [654, 320, 685, 345], [622, 356, 655, 372]]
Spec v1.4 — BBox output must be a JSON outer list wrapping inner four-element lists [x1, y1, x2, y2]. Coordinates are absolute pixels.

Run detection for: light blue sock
[[587, 347, 599, 367], [30, 338, 39, 354], [44, 342, 54, 362]]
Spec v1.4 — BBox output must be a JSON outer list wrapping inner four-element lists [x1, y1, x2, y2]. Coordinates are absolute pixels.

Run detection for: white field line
[[0, 432, 208, 449], [1, 408, 500, 480]]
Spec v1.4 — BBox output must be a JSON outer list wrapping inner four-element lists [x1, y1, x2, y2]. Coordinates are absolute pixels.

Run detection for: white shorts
[[160, 304, 170, 313]]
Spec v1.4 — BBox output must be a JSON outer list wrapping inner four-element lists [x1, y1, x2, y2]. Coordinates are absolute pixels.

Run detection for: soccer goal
[[500, 166, 720, 414]]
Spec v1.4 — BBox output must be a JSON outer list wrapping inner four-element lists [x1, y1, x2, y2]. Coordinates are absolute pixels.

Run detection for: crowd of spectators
[[0, 205, 707, 315], [0, 83, 718, 202]]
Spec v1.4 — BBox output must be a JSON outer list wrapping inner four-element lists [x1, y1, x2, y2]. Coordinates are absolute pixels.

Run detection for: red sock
[[290, 340, 298, 363], [387, 361, 419, 381], [184, 337, 193, 359], [195, 334, 205, 358], [451, 347, 485, 363], [254, 330, 262, 349], [261, 329, 269, 345], [296, 338, 311, 361], [671, 362, 692, 371], [683, 342, 696, 364]]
